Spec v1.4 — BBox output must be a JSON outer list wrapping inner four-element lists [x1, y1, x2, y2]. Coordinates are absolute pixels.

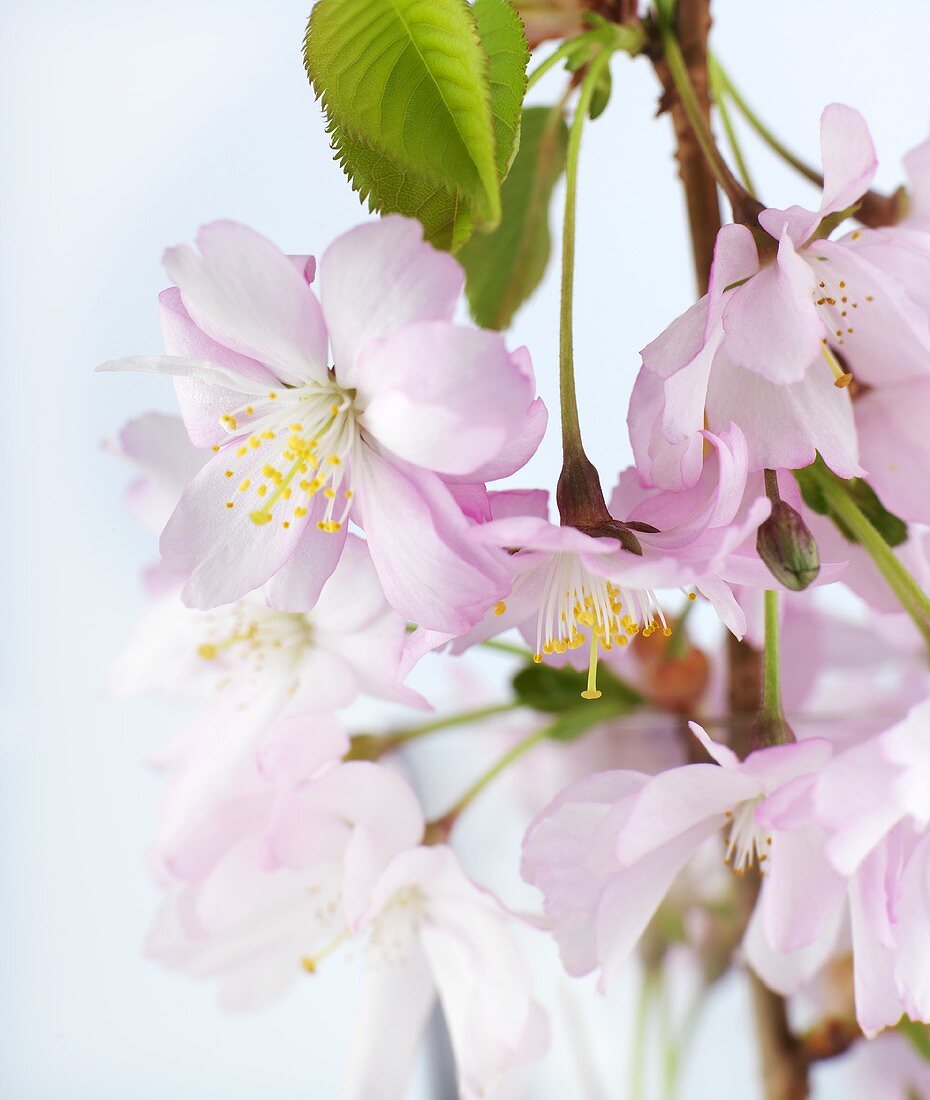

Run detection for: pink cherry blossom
[[522, 724, 837, 992], [345, 845, 548, 1100], [100, 217, 545, 630], [111, 535, 425, 867], [461, 424, 769, 698], [146, 721, 425, 1004], [630, 104, 930, 489]]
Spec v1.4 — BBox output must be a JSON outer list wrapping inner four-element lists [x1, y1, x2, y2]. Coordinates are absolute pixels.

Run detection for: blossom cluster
[[102, 102, 930, 1097]]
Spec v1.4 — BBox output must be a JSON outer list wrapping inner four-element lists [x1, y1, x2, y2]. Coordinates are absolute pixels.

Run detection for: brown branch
[[749, 973, 811, 1100], [650, 0, 721, 291]]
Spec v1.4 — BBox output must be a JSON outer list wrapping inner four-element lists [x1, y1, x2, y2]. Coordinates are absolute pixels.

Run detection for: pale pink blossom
[[460, 424, 769, 697], [630, 104, 930, 489], [521, 725, 838, 991], [150, 745, 547, 1099], [100, 217, 544, 630], [112, 535, 425, 866]]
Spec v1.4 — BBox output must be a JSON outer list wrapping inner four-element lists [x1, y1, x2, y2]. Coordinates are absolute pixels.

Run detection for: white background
[[1, 1, 925, 1096]]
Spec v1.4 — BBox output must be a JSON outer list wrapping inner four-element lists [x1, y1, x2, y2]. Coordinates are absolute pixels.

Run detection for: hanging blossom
[[630, 103, 930, 490], [521, 724, 839, 993], [451, 424, 769, 700], [100, 216, 545, 631], [149, 724, 548, 1099], [832, 133, 930, 525], [757, 698, 930, 1032], [112, 535, 425, 868]]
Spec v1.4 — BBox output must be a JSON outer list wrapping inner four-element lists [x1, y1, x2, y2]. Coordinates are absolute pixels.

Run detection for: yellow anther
[[301, 957, 316, 974], [688, 592, 697, 601], [294, 507, 308, 518], [225, 470, 234, 479], [323, 489, 336, 499], [225, 501, 234, 509], [212, 445, 220, 453], [283, 521, 290, 529], [257, 484, 268, 497], [533, 653, 543, 664], [245, 405, 254, 415], [493, 601, 507, 617], [250, 510, 273, 526], [197, 643, 217, 660], [327, 455, 341, 466], [268, 391, 278, 399], [238, 479, 251, 492], [249, 437, 261, 449], [236, 445, 248, 457], [344, 490, 353, 499]]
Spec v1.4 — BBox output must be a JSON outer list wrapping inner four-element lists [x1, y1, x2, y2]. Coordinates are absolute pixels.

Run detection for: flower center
[[195, 602, 314, 680], [810, 259, 875, 386], [532, 553, 673, 700], [723, 796, 771, 875], [215, 383, 357, 533]]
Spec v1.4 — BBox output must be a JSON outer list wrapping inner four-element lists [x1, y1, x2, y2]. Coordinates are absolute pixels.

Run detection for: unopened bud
[[756, 500, 820, 591]]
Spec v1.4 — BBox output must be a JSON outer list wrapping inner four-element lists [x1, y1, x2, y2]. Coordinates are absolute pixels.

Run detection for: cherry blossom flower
[[100, 217, 545, 630], [150, 734, 547, 1098], [521, 724, 836, 991], [111, 535, 425, 867], [461, 424, 769, 698], [146, 720, 425, 1002], [630, 104, 930, 490]]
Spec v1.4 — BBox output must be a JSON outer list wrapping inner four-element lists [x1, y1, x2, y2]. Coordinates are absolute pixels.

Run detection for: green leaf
[[329, 130, 475, 251], [588, 59, 612, 120], [512, 660, 643, 714], [459, 105, 568, 328], [899, 1017, 930, 1062], [473, 0, 529, 179], [795, 457, 907, 549], [305, 0, 502, 227]]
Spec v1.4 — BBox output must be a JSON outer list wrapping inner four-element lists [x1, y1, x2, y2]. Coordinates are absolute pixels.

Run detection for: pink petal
[[858, 382, 930, 528], [817, 104, 878, 221], [342, 938, 436, 1100], [320, 216, 463, 387], [163, 221, 329, 386], [357, 323, 535, 476], [265, 501, 346, 612], [760, 826, 848, 952], [904, 137, 930, 228], [353, 450, 507, 633], [705, 350, 861, 477], [160, 448, 315, 609], [806, 240, 930, 386], [722, 232, 822, 384]]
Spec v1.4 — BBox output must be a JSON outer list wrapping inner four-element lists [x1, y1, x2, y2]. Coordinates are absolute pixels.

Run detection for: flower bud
[[756, 500, 821, 591]]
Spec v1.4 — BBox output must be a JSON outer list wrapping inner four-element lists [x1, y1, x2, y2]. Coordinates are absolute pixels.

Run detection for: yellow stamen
[[580, 632, 602, 700], [821, 342, 852, 388]]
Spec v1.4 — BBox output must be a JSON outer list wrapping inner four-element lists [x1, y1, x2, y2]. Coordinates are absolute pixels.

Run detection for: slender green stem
[[657, 17, 758, 220], [480, 637, 534, 659], [527, 38, 587, 91], [709, 55, 822, 187], [710, 63, 756, 195], [812, 470, 930, 646], [558, 49, 612, 458], [425, 722, 553, 839], [348, 701, 521, 759], [762, 589, 782, 720]]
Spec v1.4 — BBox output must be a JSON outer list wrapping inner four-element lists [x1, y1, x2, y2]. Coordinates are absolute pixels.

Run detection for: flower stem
[[709, 59, 756, 194], [558, 49, 612, 461], [709, 54, 903, 230], [762, 590, 782, 720], [423, 723, 552, 841], [347, 701, 521, 760], [810, 467, 930, 647], [708, 55, 820, 188], [657, 16, 762, 226], [480, 637, 535, 659]]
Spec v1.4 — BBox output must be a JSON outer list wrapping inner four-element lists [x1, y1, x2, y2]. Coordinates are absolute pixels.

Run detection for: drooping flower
[[344, 845, 549, 1100], [150, 734, 547, 1098], [521, 724, 838, 991], [460, 424, 769, 699], [112, 535, 425, 866], [630, 104, 930, 490], [100, 217, 545, 630], [146, 719, 425, 1000]]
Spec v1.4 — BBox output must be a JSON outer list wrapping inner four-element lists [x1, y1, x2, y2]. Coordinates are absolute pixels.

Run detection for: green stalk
[[812, 470, 930, 645], [762, 589, 782, 721], [558, 49, 612, 458], [708, 56, 821, 187], [424, 722, 553, 840], [709, 60, 756, 194], [347, 701, 521, 759]]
